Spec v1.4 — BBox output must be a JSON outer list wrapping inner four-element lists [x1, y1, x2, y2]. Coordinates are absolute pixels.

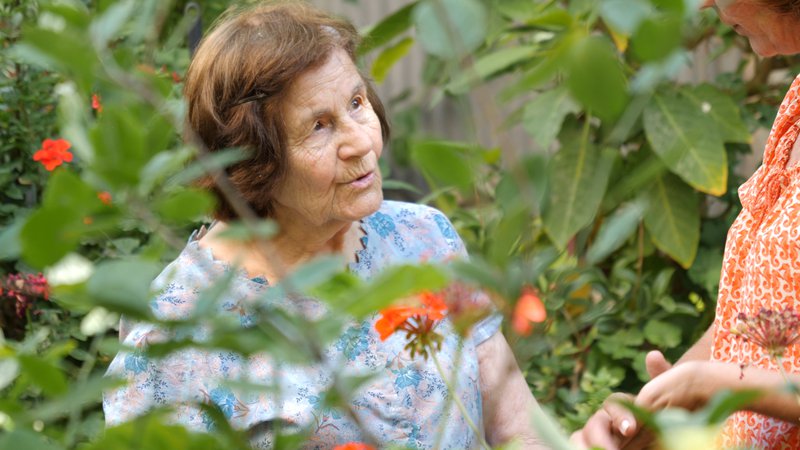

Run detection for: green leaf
[[412, 0, 486, 59], [447, 45, 538, 94], [86, 259, 163, 318], [17, 355, 68, 396], [154, 188, 215, 223], [167, 147, 249, 187], [643, 174, 699, 268], [631, 14, 683, 61], [543, 131, 616, 249], [359, 2, 418, 55], [643, 93, 728, 195], [89, 0, 136, 48], [371, 37, 414, 83], [0, 430, 63, 450], [522, 86, 580, 149], [29, 374, 121, 422], [0, 214, 27, 260], [344, 265, 448, 318], [410, 140, 475, 193], [215, 220, 278, 241], [681, 84, 751, 144], [566, 35, 629, 122], [643, 319, 681, 348], [701, 389, 764, 424], [20, 206, 82, 268], [600, 0, 655, 34], [586, 198, 648, 264]]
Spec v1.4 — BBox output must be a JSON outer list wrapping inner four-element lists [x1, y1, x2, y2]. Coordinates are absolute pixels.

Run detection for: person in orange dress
[[572, 1, 800, 449]]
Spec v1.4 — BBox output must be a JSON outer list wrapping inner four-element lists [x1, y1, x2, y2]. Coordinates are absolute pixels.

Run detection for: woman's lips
[[348, 171, 375, 189]]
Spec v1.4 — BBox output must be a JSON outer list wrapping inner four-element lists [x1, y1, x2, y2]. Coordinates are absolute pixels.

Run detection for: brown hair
[[765, 0, 800, 16], [184, 1, 390, 221]]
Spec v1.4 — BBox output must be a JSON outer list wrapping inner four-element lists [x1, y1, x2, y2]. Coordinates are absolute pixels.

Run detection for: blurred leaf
[[544, 133, 616, 249], [344, 264, 448, 318], [688, 248, 723, 295], [488, 204, 528, 266], [0, 429, 63, 450], [644, 92, 727, 195], [631, 14, 683, 62], [359, 2, 417, 55], [643, 319, 681, 348], [86, 259, 163, 318], [566, 35, 629, 122], [413, 0, 486, 59], [701, 389, 763, 424], [522, 86, 580, 149], [371, 37, 414, 83], [167, 147, 249, 187], [0, 214, 27, 260], [600, 0, 654, 34], [29, 374, 121, 422], [89, 0, 135, 48], [411, 140, 475, 193], [20, 206, 82, 268], [154, 188, 215, 223], [447, 45, 538, 93], [643, 174, 699, 268], [215, 220, 278, 241], [17, 355, 68, 396], [586, 198, 648, 264]]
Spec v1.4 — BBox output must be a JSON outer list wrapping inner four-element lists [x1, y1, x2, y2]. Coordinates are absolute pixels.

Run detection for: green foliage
[[2, 0, 798, 448]]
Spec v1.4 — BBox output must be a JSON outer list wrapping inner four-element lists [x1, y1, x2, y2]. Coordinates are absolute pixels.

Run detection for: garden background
[[2, 0, 799, 448]]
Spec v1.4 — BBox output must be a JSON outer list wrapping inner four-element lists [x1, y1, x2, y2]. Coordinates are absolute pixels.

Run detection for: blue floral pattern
[[104, 201, 502, 449]]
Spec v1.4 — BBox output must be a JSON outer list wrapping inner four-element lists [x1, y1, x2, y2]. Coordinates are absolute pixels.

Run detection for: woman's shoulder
[[366, 201, 458, 238]]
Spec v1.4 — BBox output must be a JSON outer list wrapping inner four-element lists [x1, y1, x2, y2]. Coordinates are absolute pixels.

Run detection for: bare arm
[[477, 331, 548, 449], [676, 323, 714, 363]]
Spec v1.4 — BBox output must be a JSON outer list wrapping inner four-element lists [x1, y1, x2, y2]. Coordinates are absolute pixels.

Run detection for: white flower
[[45, 253, 94, 286], [80, 307, 119, 336]]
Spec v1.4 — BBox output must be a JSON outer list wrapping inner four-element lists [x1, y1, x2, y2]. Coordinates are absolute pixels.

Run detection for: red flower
[[512, 286, 546, 336], [171, 71, 182, 83], [33, 138, 73, 171], [97, 191, 112, 205], [333, 443, 375, 450], [375, 291, 447, 359], [91, 93, 102, 113], [1, 273, 49, 317]]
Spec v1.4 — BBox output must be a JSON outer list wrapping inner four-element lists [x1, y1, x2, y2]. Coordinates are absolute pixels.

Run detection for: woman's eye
[[312, 121, 325, 132], [351, 96, 364, 110]]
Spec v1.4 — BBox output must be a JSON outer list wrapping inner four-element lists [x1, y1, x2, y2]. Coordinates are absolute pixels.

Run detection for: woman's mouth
[[349, 171, 375, 189]]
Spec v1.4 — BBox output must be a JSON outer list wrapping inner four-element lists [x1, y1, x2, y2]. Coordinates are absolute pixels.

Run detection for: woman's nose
[[337, 119, 373, 159]]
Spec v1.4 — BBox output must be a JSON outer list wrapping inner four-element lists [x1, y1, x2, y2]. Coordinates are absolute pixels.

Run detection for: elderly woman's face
[[271, 48, 384, 229], [703, 0, 800, 56]]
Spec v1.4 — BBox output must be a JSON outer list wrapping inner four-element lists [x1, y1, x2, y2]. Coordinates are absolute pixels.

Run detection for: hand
[[570, 351, 673, 450], [635, 359, 717, 412]]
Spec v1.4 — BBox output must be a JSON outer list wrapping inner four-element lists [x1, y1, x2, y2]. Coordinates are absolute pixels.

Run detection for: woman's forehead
[[284, 51, 364, 112]]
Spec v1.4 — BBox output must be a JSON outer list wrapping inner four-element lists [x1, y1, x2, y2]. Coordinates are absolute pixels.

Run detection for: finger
[[605, 392, 638, 437], [645, 350, 672, 379], [569, 430, 588, 449], [621, 427, 657, 450], [577, 414, 623, 450]]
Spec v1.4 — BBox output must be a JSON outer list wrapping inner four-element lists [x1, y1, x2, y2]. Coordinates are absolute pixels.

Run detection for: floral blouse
[[711, 74, 800, 449], [103, 201, 501, 449]]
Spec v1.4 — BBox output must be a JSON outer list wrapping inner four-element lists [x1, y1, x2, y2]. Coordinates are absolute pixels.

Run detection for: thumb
[[645, 350, 672, 379]]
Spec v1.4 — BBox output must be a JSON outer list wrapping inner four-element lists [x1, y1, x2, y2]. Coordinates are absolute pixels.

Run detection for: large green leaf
[[412, 0, 486, 59], [600, 0, 654, 34], [643, 93, 727, 195], [359, 2, 418, 55], [447, 45, 538, 94], [86, 259, 164, 318], [17, 355, 68, 396], [20, 206, 83, 268], [371, 37, 415, 83], [410, 140, 475, 193], [643, 174, 699, 268], [566, 35, 629, 123], [344, 265, 448, 318], [631, 13, 683, 61], [586, 197, 648, 264], [543, 131, 616, 249], [522, 86, 580, 149], [682, 84, 751, 144]]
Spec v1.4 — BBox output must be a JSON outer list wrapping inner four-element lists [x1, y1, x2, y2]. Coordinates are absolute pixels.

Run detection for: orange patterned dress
[[712, 74, 800, 449]]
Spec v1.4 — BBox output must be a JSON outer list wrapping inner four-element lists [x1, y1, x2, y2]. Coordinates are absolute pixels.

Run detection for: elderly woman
[[573, 1, 800, 449], [103, 2, 544, 448]]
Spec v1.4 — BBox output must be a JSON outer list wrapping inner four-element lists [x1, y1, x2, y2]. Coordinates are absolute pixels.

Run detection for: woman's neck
[[199, 219, 363, 282]]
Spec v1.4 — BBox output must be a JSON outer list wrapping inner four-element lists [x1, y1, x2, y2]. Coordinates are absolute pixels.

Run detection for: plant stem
[[430, 350, 491, 450]]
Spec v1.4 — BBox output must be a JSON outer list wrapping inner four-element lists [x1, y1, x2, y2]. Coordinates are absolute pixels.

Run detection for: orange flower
[[333, 443, 375, 450], [375, 291, 447, 359], [91, 93, 102, 113], [97, 191, 112, 205], [512, 287, 546, 336], [33, 138, 73, 171]]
